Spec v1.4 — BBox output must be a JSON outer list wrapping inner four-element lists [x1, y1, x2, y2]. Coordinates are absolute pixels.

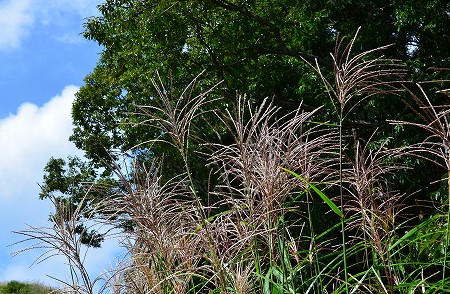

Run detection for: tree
[[29, 2, 450, 291], [0, 281, 56, 294], [41, 0, 450, 242], [73, 0, 449, 157]]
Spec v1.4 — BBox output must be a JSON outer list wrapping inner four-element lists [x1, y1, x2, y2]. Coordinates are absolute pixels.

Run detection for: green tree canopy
[[72, 0, 449, 160], [41, 0, 450, 244]]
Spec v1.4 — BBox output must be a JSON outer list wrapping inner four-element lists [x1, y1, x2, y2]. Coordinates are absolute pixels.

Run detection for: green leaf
[[280, 167, 343, 218]]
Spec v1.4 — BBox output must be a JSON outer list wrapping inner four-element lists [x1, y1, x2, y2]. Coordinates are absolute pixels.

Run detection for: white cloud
[[0, 86, 123, 286], [0, 85, 82, 200], [0, 86, 80, 284], [0, 0, 33, 49]]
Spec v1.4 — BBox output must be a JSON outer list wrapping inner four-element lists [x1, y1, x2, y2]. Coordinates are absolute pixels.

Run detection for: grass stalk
[[17, 29, 450, 293], [443, 160, 450, 283], [339, 121, 349, 294]]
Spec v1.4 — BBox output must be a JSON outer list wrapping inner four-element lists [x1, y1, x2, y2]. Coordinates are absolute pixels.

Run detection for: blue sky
[[0, 0, 122, 287]]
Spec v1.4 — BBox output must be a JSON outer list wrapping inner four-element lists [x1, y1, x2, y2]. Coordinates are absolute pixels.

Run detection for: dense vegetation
[[14, 0, 450, 293], [0, 281, 56, 294]]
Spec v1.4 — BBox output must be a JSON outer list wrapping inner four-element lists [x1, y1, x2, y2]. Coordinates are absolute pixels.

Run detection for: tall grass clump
[[13, 30, 450, 293], [302, 28, 406, 293], [12, 190, 107, 294], [390, 84, 450, 289]]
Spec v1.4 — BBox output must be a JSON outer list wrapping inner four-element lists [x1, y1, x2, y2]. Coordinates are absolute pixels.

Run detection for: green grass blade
[[281, 167, 343, 218], [389, 216, 436, 252]]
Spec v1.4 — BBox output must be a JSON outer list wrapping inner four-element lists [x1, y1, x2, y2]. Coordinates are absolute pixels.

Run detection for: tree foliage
[[41, 0, 450, 244], [0, 281, 56, 294], [25, 2, 450, 291], [72, 0, 449, 158]]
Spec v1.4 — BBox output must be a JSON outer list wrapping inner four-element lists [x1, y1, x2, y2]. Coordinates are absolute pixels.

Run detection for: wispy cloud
[[54, 32, 85, 45], [40, 0, 103, 45], [41, 0, 102, 18], [0, 0, 102, 50], [0, 0, 33, 49]]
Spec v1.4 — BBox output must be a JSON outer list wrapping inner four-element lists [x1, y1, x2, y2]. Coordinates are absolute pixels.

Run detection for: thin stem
[[443, 158, 450, 283], [306, 190, 323, 292], [339, 120, 349, 294], [181, 151, 228, 291]]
